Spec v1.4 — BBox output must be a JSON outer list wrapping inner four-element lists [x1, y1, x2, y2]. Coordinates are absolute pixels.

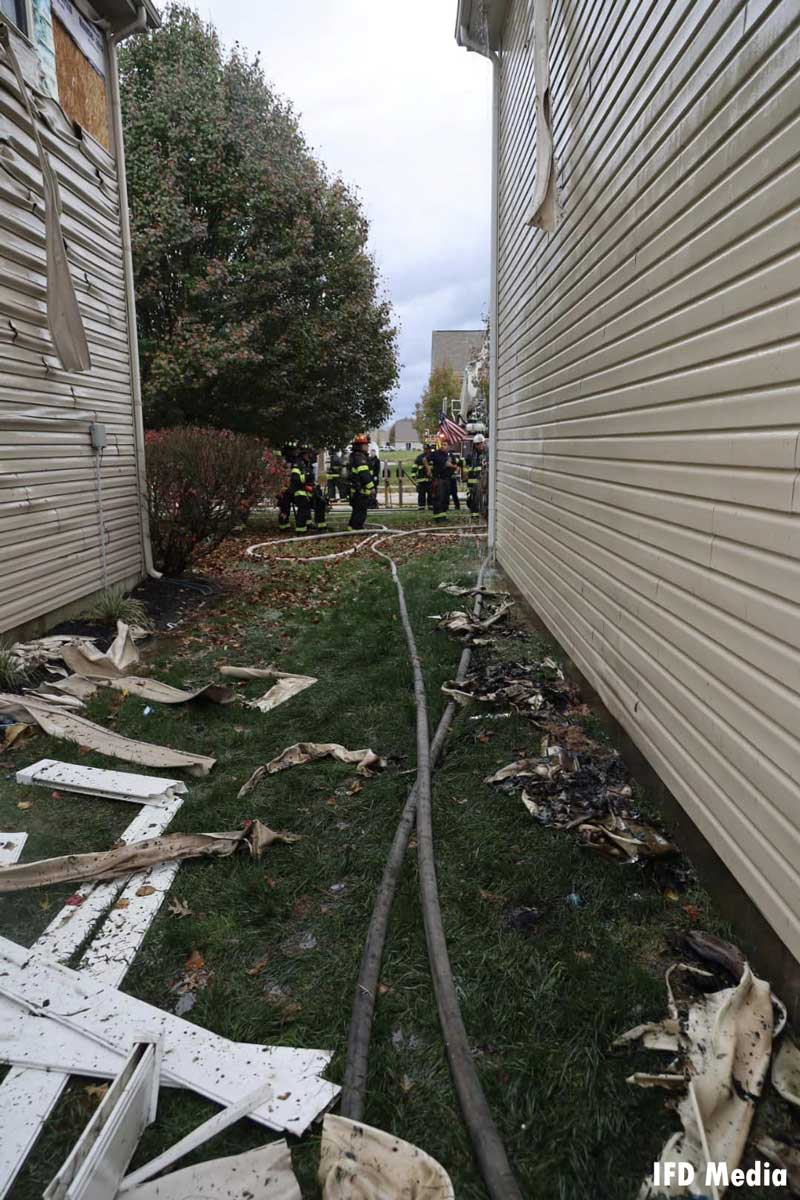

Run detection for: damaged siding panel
[[495, 0, 800, 958], [0, 29, 143, 635], [31, 0, 57, 99]]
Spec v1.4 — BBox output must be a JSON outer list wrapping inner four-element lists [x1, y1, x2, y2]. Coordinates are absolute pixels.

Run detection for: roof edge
[[89, 0, 160, 33], [454, 0, 507, 54]]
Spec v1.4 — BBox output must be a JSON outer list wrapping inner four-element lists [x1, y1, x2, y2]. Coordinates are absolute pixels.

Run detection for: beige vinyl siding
[[0, 27, 143, 634], [494, 0, 800, 958]]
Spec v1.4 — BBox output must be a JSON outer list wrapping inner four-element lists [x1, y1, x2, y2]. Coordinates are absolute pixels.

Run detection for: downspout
[[106, 24, 161, 578], [487, 48, 500, 558], [111, 3, 147, 44]]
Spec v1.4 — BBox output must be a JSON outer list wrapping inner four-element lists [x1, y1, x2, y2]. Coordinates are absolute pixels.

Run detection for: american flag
[[437, 411, 465, 446]]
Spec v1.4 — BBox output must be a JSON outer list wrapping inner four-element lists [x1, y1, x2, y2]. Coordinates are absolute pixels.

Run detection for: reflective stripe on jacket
[[349, 452, 375, 493]]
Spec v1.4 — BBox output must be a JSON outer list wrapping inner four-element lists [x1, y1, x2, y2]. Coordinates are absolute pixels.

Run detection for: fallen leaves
[[264, 985, 302, 1021], [113, 898, 130, 910], [246, 957, 269, 977], [168, 898, 192, 918], [184, 948, 205, 972], [292, 895, 314, 918], [170, 947, 212, 1014], [136, 884, 157, 897], [16, 801, 32, 810]]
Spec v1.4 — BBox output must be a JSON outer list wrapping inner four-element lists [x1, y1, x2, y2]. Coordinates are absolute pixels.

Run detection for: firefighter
[[429, 439, 452, 521], [278, 440, 299, 532], [466, 433, 487, 514], [327, 450, 344, 501], [413, 443, 432, 510], [368, 447, 381, 492], [301, 446, 328, 531], [348, 433, 375, 530], [447, 448, 464, 510], [288, 447, 312, 534]]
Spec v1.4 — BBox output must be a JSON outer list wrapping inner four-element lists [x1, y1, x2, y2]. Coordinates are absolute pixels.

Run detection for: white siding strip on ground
[[495, 0, 800, 959]]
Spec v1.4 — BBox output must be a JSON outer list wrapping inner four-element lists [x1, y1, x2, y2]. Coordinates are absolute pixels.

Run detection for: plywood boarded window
[[53, 11, 109, 148]]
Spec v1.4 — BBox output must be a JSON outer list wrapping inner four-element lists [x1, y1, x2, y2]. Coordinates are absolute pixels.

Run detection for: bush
[[145, 427, 287, 574], [0, 641, 27, 690], [88, 587, 149, 628]]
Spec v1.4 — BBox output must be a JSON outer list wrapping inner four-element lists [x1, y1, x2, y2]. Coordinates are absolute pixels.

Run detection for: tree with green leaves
[[415, 362, 462, 438], [120, 5, 398, 445]]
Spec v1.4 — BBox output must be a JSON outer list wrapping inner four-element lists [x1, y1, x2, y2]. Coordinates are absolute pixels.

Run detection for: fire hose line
[[246, 523, 487, 564], [340, 554, 488, 1120], [245, 522, 521, 1198], [367, 538, 523, 1200]]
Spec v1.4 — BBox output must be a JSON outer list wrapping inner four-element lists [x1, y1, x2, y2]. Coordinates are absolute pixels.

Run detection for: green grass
[[0, 517, 783, 1198]]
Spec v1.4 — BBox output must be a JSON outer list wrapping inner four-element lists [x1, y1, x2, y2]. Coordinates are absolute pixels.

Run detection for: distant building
[[387, 418, 422, 451]]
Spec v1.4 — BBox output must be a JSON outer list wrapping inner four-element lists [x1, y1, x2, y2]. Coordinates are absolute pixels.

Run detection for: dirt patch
[[47, 576, 225, 642], [130, 575, 225, 630]]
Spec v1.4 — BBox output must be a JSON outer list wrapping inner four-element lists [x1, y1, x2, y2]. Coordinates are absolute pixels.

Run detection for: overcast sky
[[200, 0, 493, 421]]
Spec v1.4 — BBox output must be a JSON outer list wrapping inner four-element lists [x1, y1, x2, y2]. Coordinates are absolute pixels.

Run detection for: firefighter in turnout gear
[[301, 446, 328, 530], [278, 441, 300, 532], [466, 433, 487, 514], [367, 449, 381, 508], [289, 450, 312, 534], [327, 450, 345, 501], [447, 450, 464, 510], [430, 439, 452, 521], [348, 434, 375, 530], [413, 444, 433, 509]]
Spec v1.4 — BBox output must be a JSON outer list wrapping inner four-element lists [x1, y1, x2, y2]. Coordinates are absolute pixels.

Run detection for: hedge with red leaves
[[146, 427, 287, 574]]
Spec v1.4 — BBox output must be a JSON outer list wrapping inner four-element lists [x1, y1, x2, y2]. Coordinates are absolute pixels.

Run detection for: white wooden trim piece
[[16, 760, 187, 806], [32, 798, 184, 964], [0, 832, 27, 866], [121, 1142, 302, 1200], [0, 937, 339, 1134], [44, 1041, 160, 1200], [119, 1077, 276, 1192], [50, 0, 107, 79], [0, 799, 183, 1199], [76, 859, 182, 986], [0, 993, 330, 1081]]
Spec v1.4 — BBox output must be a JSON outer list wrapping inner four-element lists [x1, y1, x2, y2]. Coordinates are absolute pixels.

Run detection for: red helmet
[[352, 433, 369, 447]]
